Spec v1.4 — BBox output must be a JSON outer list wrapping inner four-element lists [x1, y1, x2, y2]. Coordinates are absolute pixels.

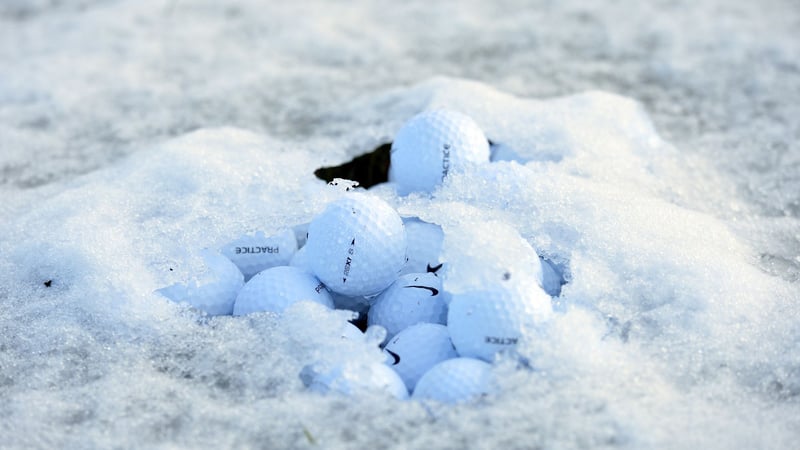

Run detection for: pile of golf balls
[[158, 109, 566, 404]]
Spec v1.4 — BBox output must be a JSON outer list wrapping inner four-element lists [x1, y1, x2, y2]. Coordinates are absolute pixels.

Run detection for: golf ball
[[412, 357, 493, 404], [390, 109, 490, 194], [220, 229, 297, 280], [233, 265, 333, 315], [157, 249, 244, 316], [305, 192, 406, 296], [300, 361, 409, 400], [447, 273, 552, 362], [383, 323, 458, 391], [368, 272, 447, 341]]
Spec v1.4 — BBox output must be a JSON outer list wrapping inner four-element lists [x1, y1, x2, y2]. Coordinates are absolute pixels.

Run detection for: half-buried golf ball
[[390, 109, 490, 194], [300, 361, 409, 400], [412, 357, 493, 404], [220, 229, 297, 280], [305, 192, 406, 296], [157, 249, 244, 316], [447, 273, 552, 362], [233, 265, 333, 315]]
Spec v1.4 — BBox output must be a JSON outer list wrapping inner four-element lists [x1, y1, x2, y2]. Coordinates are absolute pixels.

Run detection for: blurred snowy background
[[1, 0, 798, 448]]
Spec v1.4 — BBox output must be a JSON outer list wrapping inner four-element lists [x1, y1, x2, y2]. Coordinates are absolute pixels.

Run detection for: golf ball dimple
[[233, 265, 333, 315], [305, 192, 406, 297], [220, 229, 297, 280], [368, 272, 447, 341], [412, 357, 493, 404], [383, 323, 458, 392], [447, 274, 552, 362], [390, 109, 490, 194]]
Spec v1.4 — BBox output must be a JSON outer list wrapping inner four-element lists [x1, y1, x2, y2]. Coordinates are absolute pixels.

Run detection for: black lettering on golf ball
[[441, 143, 451, 180], [484, 336, 518, 345], [235, 246, 279, 255], [342, 239, 356, 282], [344, 257, 352, 276]]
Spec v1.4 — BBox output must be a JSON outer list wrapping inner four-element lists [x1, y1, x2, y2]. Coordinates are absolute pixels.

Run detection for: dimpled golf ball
[[383, 323, 458, 391], [305, 192, 406, 296], [220, 229, 297, 280], [390, 109, 490, 194], [233, 266, 333, 315], [368, 272, 447, 341], [401, 217, 444, 275], [300, 361, 408, 400], [157, 249, 244, 316], [447, 273, 552, 362], [412, 357, 493, 404]]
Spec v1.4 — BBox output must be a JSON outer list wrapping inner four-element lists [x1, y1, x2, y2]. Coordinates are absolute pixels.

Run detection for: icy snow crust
[[1, 78, 798, 449]]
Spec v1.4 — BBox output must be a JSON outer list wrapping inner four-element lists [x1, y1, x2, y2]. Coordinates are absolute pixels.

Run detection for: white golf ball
[[368, 272, 447, 341], [412, 357, 493, 404], [305, 192, 406, 296], [383, 323, 458, 392], [220, 229, 297, 280], [300, 361, 408, 400], [447, 273, 552, 362], [401, 217, 444, 275], [157, 249, 244, 316], [390, 109, 490, 194], [232, 266, 333, 315]]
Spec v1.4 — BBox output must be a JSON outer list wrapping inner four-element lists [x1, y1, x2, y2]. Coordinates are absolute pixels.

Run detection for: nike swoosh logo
[[426, 263, 443, 274], [404, 285, 439, 296], [386, 349, 400, 365]]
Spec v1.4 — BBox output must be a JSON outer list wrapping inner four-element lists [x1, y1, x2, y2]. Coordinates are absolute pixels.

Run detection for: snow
[[1, 0, 799, 449]]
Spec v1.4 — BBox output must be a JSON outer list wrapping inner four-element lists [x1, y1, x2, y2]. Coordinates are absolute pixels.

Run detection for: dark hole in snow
[[349, 311, 368, 332], [43, 280, 52, 287], [314, 143, 391, 188]]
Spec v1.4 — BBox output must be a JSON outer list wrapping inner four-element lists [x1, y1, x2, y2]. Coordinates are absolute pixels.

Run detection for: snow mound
[[1, 79, 797, 449]]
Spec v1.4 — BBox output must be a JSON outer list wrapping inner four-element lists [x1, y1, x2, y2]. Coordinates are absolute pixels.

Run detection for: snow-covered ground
[[1, 1, 798, 448]]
